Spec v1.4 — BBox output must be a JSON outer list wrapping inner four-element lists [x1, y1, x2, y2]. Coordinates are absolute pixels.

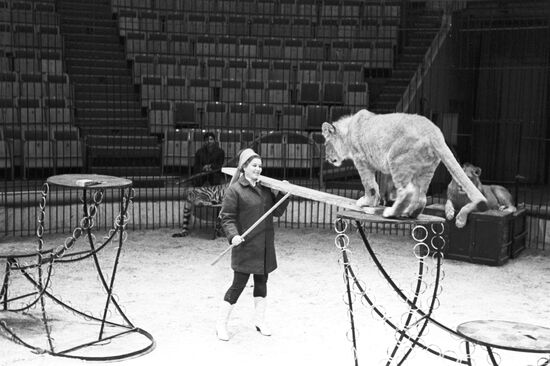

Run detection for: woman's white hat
[[230, 148, 260, 185]]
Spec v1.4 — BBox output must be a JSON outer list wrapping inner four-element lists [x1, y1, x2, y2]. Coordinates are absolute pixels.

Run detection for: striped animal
[[172, 183, 228, 238]]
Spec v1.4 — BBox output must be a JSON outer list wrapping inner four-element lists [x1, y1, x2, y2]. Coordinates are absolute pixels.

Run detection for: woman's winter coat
[[220, 175, 290, 274]]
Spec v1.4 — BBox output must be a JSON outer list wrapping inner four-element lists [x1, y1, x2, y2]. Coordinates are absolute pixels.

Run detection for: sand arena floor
[[1, 225, 549, 366]]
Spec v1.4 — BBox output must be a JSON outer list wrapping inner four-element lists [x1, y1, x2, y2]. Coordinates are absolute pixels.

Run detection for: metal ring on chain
[[80, 217, 91, 230], [39, 196, 47, 210], [36, 225, 44, 238], [37, 209, 46, 224], [93, 189, 104, 204], [42, 182, 49, 195], [430, 222, 445, 235], [334, 218, 348, 234], [88, 205, 97, 217], [334, 233, 350, 250], [430, 235, 446, 251], [412, 225, 428, 242], [413, 242, 430, 259]]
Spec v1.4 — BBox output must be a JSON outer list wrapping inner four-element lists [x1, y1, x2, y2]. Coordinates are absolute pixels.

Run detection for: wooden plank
[[222, 167, 383, 214]]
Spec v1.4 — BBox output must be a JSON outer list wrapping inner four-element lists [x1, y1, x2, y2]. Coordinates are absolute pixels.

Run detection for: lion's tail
[[431, 132, 488, 211]]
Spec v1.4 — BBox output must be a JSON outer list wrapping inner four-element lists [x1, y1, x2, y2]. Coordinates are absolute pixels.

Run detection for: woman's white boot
[[254, 297, 272, 336], [216, 301, 234, 341]]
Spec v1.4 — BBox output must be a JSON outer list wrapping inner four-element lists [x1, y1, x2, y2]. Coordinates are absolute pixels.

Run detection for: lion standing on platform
[[322, 109, 488, 228]]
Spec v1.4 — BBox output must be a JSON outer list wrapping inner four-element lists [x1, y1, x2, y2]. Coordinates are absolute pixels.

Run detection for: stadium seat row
[[111, 0, 400, 21], [0, 0, 58, 26], [147, 100, 355, 134], [125, 33, 396, 63], [117, 11, 399, 40], [0, 72, 71, 99], [140, 77, 367, 106]]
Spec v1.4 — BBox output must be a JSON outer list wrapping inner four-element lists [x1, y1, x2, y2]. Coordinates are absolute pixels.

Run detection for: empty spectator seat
[[272, 17, 292, 38], [196, 36, 217, 57], [342, 62, 364, 84], [173, 101, 198, 128], [350, 40, 371, 62], [149, 100, 172, 134], [320, 0, 340, 18], [19, 73, 43, 99], [292, 18, 312, 38], [227, 59, 248, 80], [304, 40, 325, 61], [206, 58, 226, 81], [298, 82, 320, 104], [330, 40, 351, 61], [118, 9, 138, 35], [252, 104, 274, 130], [279, 0, 296, 16], [239, 37, 259, 58], [227, 103, 250, 129], [180, 57, 201, 79], [306, 105, 328, 130], [53, 128, 83, 170], [262, 38, 283, 59], [133, 54, 155, 83], [0, 73, 18, 98], [298, 62, 319, 83], [0, 98, 17, 125], [339, 19, 359, 39], [45, 73, 70, 99], [256, 0, 276, 14], [297, 0, 317, 17], [187, 14, 206, 34], [204, 102, 227, 128], [227, 16, 248, 37], [341, 0, 362, 17], [140, 75, 163, 106], [266, 81, 289, 105], [139, 10, 160, 33], [14, 50, 40, 74], [317, 19, 338, 39], [244, 80, 265, 104], [345, 82, 368, 107], [165, 13, 186, 34], [249, 60, 270, 81], [163, 129, 192, 172], [280, 105, 304, 130], [44, 97, 71, 126], [19, 98, 43, 125], [323, 82, 344, 105], [125, 32, 147, 58], [220, 79, 243, 103], [148, 32, 169, 54], [187, 79, 211, 103], [207, 15, 226, 35], [23, 129, 54, 175], [251, 16, 271, 37], [216, 36, 238, 58], [321, 62, 341, 82], [40, 50, 63, 74], [165, 76, 186, 101], [169, 34, 192, 56], [283, 39, 303, 60], [269, 61, 292, 82], [158, 56, 177, 77]]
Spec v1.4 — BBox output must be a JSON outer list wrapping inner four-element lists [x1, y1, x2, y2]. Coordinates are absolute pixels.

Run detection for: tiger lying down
[[322, 109, 488, 228], [172, 183, 227, 238]]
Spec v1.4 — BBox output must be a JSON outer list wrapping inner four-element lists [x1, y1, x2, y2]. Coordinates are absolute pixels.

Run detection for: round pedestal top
[[47, 174, 132, 189], [457, 320, 550, 353]]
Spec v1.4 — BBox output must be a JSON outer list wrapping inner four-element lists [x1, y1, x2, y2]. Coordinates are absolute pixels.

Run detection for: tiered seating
[[108, 0, 401, 136], [0, 0, 79, 177]]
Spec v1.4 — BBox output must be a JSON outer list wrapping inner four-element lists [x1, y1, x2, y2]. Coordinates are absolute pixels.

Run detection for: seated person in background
[[194, 132, 225, 186]]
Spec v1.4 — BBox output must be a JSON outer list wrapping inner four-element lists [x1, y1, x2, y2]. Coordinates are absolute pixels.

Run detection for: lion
[[445, 163, 516, 222], [321, 109, 488, 228]]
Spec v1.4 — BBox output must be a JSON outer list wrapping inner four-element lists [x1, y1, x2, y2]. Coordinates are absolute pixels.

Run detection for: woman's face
[[243, 157, 262, 182]]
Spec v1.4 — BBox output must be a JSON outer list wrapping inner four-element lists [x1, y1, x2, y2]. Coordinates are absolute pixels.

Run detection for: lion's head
[[321, 122, 348, 167], [461, 163, 483, 191]]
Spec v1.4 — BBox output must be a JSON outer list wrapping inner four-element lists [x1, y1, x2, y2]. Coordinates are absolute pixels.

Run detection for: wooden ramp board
[[222, 167, 383, 215], [338, 210, 445, 225]]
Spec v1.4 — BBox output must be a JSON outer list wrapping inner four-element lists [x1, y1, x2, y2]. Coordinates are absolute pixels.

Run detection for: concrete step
[[66, 40, 124, 52], [76, 100, 141, 109], [71, 74, 133, 85], [67, 49, 124, 60], [76, 91, 139, 102], [61, 17, 116, 28], [68, 58, 128, 68], [64, 34, 120, 45], [62, 24, 118, 36]]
